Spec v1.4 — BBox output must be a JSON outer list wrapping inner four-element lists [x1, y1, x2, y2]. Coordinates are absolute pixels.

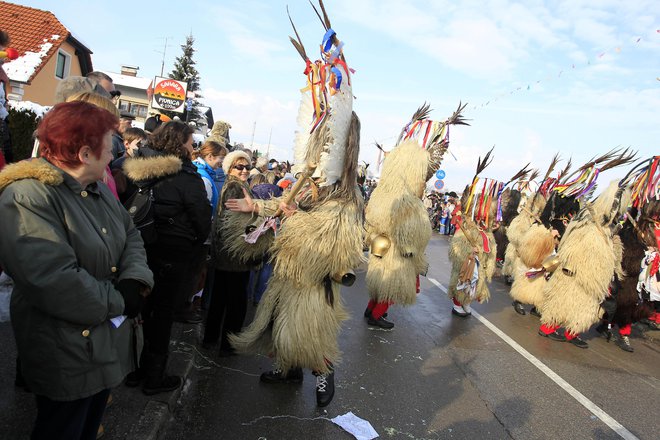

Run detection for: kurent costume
[[364, 103, 468, 328], [539, 179, 632, 345], [206, 120, 232, 147], [597, 157, 660, 350], [509, 157, 575, 316], [229, 2, 364, 407], [502, 174, 546, 286], [519, 150, 636, 347], [509, 192, 580, 317], [447, 149, 499, 316]]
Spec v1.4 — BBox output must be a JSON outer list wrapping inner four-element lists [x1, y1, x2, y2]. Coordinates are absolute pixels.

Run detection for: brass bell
[[332, 270, 356, 286], [541, 254, 560, 273], [370, 234, 391, 258]]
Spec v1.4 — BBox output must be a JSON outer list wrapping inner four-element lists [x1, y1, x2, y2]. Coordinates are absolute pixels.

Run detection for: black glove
[[116, 279, 146, 318]]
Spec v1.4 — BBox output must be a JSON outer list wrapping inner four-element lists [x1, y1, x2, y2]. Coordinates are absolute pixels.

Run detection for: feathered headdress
[[289, 1, 354, 187], [495, 163, 532, 221], [461, 147, 504, 227], [395, 102, 470, 181], [621, 155, 660, 209], [554, 147, 636, 198]]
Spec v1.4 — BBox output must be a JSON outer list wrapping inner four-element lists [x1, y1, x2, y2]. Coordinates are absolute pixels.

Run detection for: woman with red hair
[[0, 101, 154, 440]]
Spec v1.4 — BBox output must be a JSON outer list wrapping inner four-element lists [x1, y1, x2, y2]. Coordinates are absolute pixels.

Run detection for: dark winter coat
[[123, 155, 212, 254], [0, 158, 154, 401]]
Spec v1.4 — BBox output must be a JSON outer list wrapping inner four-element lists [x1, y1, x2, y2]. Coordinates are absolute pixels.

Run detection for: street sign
[[434, 179, 445, 190], [435, 169, 446, 179], [186, 99, 193, 111]]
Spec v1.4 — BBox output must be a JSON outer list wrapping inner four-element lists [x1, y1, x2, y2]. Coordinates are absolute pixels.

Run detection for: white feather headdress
[[289, 2, 354, 187]]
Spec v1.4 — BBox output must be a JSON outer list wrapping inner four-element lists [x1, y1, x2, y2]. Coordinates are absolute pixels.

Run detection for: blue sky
[[20, 0, 660, 191]]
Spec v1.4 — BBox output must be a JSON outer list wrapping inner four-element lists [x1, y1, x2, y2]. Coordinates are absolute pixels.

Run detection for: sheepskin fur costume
[[207, 120, 232, 147], [509, 193, 580, 308], [517, 224, 555, 269], [508, 223, 554, 308], [213, 177, 277, 267], [502, 193, 547, 280], [222, 150, 251, 176], [447, 225, 497, 305], [229, 113, 365, 374], [364, 140, 432, 305], [540, 180, 629, 334]]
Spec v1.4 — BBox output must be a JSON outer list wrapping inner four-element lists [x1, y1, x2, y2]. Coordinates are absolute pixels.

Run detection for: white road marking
[[427, 277, 640, 440]]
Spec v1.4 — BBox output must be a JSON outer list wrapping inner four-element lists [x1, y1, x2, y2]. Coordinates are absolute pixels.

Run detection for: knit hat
[[222, 150, 251, 175]]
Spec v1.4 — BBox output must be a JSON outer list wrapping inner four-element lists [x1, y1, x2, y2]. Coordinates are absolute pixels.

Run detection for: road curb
[[128, 321, 201, 440]]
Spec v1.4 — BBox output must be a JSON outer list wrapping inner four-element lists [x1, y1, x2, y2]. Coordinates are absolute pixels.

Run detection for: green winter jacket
[[0, 159, 154, 401]]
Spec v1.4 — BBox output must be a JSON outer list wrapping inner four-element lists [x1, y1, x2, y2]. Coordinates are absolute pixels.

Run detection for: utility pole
[[155, 37, 171, 77], [250, 121, 256, 148]]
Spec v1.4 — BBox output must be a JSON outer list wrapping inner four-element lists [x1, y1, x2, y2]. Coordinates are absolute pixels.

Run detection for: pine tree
[[166, 34, 202, 123]]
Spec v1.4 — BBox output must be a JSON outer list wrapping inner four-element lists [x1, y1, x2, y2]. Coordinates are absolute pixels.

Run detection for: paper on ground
[[331, 412, 378, 440]]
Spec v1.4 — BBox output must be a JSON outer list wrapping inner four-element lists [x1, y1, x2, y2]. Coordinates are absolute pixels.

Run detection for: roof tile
[[0, 1, 70, 83]]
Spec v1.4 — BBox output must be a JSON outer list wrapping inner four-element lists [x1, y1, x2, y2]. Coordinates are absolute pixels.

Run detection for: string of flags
[[472, 28, 660, 111]]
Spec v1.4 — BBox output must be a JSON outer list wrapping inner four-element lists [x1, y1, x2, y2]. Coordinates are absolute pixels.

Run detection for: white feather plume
[[293, 87, 313, 166], [317, 64, 353, 186]]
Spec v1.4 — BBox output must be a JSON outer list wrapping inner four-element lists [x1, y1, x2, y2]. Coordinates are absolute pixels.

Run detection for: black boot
[[568, 336, 589, 349], [142, 353, 182, 396], [363, 307, 372, 318], [615, 335, 634, 352], [314, 370, 335, 407], [512, 301, 526, 315], [368, 315, 394, 329], [538, 329, 567, 342], [260, 367, 303, 384], [529, 307, 541, 318]]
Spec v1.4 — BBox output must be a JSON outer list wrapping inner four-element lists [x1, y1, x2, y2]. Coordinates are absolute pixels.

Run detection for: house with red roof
[[0, 1, 94, 105]]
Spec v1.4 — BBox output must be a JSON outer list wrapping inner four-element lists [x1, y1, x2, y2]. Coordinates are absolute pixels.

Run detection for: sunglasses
[[109, 90, 122, 98], [232, 164, 252, 171]]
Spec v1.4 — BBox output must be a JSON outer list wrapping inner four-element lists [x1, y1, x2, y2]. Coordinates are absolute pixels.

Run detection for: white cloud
[[202, 87, 297, 159]]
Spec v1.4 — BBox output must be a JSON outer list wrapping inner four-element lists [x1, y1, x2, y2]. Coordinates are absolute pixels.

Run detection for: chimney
[[120, 65, 139, 77]]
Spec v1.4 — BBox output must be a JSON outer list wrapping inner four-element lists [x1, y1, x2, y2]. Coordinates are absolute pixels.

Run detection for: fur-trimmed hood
[[0, 159, 63, 193], [123, 155, 182, 183]]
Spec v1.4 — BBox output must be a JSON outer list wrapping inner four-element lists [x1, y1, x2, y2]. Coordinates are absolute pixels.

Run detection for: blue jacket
[[193, 158, 220, 213]]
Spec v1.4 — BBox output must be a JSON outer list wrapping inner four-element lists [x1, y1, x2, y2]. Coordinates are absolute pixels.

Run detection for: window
[[117, 100, 148, 119], [135, 104, 148, 118], [55, 50, 70, 79]]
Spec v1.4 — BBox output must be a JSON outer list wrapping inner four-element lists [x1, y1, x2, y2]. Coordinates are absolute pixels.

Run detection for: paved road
[[161, 233, 660, 440]]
